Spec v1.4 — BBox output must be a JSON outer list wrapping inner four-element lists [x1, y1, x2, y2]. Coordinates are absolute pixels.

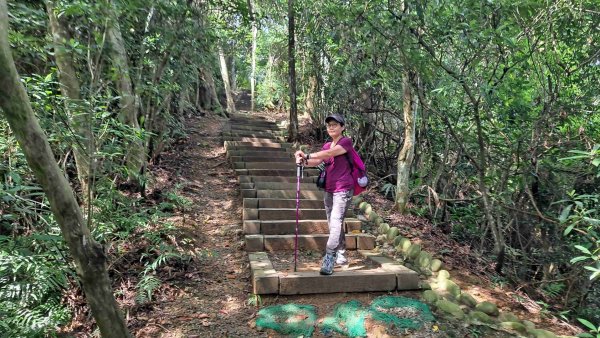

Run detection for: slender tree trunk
[[247, 0, 257, 112], [45, 0, 92, 203], [474, 105, 505, 272], [218, 46, 235, 115], [395, 72, 417, 213], [228, 55, 237, 93], [305, 74, 317, 118], [105, 0, 144, 187], [287, 0, 298, 142], [0, 3, 131, 336]]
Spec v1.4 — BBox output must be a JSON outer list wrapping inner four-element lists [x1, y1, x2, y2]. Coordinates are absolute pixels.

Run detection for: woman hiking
[[295, 114, 356, 275]]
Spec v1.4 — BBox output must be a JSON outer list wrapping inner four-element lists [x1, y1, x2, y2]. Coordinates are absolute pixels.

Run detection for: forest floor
[[65, 96, 582, 337]]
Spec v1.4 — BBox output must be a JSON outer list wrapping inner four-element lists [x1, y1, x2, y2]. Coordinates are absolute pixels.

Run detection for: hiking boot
[[335, 252, 348, 266], [320, 252, 336, 275]]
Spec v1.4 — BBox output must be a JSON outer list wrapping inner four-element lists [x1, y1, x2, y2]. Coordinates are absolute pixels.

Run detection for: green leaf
[[559, 204, 573, 223], [575, 245, 592, 255], [571, 256, 589, 263], [563, 224, 575, 236], [578, 318, 598, 330]]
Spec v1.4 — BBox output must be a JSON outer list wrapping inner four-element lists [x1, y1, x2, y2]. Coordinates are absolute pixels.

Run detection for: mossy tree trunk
[[395, 72, 417, 213], [218, 46, 235, 115], [45, 0, 92, 204], [0, 3, 131, 336], [105, 0, 144, 188]]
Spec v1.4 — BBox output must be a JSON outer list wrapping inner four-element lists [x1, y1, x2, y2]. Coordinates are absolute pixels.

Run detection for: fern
[[135, 274, 162, 304]]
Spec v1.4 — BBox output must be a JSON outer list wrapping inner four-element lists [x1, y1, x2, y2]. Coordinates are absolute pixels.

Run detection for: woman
[[295, 114, 355, 275]]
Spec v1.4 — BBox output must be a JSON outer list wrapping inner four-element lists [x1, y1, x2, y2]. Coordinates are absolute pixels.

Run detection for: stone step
[[249, 251, 420, 295], [223, 131, 285, 138], [224, 141, 292, 149], [243, 219, 360, 235], [227, 150, 293, 157], [231, 156, 292, 163], [245, 233, 375, 252], [257, 208, 355, 221], [238, 176, 316, 184], [234, 162, 300, 170], [235, 169, 319, 178], [243, 198, 323, 209], [224, 124, 285, 131], [240, 182, 319, 191], [227, 146, 291, 152], [223, 136, 283, 143], [241, 189, 324, 199]]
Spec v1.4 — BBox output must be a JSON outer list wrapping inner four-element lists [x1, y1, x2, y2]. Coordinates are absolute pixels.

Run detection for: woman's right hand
[[294, 150, 306, 164]]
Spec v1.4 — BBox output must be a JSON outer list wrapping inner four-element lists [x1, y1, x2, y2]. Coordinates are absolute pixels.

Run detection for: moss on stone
[[475, 301, 499, 317], [387, 227, 400, 240], [457, 293, 477, 308], [430, 259, 443, 272], [435, 299, 464, 319], [468, 310, 495, 324], [423, 290, 439, 304], [499, 321, 527, 334]]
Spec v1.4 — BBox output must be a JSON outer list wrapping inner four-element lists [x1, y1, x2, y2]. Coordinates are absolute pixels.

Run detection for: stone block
[[245, 235, 264, 251]]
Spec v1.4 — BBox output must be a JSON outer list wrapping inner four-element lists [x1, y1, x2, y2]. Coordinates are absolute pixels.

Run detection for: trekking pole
[[294, 162, 303, 272]]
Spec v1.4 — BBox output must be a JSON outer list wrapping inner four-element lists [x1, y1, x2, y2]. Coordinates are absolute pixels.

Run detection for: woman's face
[[326, 121, 344, 139]]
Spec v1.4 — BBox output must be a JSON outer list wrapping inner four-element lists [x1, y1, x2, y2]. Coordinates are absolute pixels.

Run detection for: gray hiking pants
[[324, 190, 353, 254]]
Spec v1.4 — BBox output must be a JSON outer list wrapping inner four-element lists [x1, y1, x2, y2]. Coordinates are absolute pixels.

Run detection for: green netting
[[319, 296, 435, 337], [255, 303, 317, 336], [254, 296, 434, 337]]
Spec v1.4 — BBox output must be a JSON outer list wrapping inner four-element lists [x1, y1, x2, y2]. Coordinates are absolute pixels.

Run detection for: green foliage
[[577, 318, 600, 338]]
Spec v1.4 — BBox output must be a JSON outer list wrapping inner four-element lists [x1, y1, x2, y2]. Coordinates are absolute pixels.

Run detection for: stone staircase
[[224, 113, 420, 295]]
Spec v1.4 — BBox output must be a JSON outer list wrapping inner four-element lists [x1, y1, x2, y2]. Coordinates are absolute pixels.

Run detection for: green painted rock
[[435, 299, 464, 319], [523, 320, 536, 330], [378, 223, 390, 235], [430, 259, 443, 272], [423, 290, 439, 304], [438, 279, 461, 298], [475, 301, 499, 317], [368, 211, 379, 222], [457, 293, 477, 308], [393, 236, 405, 247], [364, 205, 373, 216], [469, 310, 495, 324], [499, 321, 527, 334], [398, 238, 412, 253], [387, 227, 400, 241], [528, 329, 558, 338], [437, 270, 450, 281], [417, 251, 432, 268], [359, 201, 369, 212], [498, 312, 519, 323], [407, 244, 422, 260], [374, 216, 385, 226], [352, 196, 363, 205]]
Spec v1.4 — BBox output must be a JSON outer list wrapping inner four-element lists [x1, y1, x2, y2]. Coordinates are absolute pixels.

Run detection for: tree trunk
[[218, 46, 235, 115], [247, 0, 257, 112], [395, 72, 417, 213], [287, 0, 298, 142], [105, 0, 144, 187], [305, 74, 317, 118], [196, 67, 221, 114], [0, 3, 131, 336], [45, 0, 92, 203]]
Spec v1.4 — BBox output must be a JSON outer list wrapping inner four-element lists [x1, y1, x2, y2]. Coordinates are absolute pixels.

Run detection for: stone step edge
[[243, 219, 361, 235], [249, 251, 420, 295], [245, 233, 375, 252]]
